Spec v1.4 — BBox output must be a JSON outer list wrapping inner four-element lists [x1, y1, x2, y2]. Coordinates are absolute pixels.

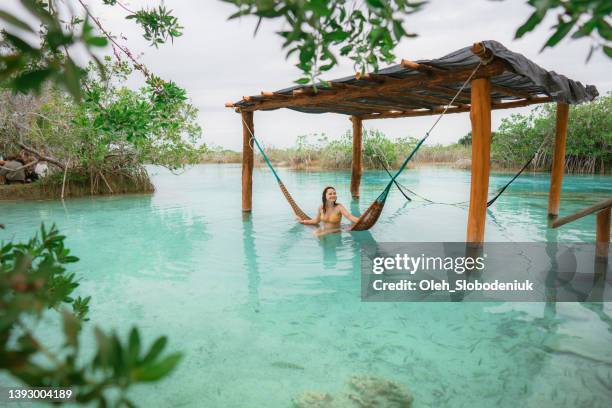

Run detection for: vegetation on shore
[[0, 59, 204, 199], [204, 95, 611, 174]]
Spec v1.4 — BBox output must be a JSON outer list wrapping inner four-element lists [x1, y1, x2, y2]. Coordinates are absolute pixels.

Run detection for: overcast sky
[[4, 1, 611, 150]]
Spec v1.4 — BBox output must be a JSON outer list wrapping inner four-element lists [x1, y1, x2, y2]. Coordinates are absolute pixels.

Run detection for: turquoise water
[[1, 164, 611, 407]]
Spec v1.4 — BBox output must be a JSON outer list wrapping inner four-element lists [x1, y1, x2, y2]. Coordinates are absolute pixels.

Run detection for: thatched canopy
[[226, 40, 598, 120]]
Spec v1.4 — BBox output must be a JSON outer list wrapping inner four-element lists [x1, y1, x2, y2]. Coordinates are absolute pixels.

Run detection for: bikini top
[[320, 207, 342, 223]]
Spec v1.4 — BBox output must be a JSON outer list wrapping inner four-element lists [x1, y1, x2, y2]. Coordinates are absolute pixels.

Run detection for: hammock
[[372, 134, 550, 209], [246, 130, 312, 221], [349, 60, 484, 231], [243, 58, 484, 231], [245, 124, 412, 222]]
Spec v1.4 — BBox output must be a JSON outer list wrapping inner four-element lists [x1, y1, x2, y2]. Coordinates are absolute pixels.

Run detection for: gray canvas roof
[[231, 40, 599, 117]]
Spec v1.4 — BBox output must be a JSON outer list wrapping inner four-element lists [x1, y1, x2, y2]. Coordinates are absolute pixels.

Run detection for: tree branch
[[17, 142, 65, 170]]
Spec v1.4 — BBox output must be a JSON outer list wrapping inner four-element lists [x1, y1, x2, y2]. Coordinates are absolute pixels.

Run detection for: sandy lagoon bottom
[[1, 164, 611, 407]]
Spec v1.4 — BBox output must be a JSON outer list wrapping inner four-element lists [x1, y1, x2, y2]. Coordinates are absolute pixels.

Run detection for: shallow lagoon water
[[1, 164, 611, 407]]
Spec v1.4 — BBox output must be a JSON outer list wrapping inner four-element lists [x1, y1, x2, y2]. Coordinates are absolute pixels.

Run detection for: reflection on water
[[1, 164, 611, 408], [242, 212, 261, 312]]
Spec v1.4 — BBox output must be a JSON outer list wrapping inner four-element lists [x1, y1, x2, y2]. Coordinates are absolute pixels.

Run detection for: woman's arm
[[297, 206, 321, 225], [339, 204, 359, 223]]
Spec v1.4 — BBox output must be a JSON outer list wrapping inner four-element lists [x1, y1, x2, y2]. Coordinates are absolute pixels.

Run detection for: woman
[[297, 186, 359, 236]]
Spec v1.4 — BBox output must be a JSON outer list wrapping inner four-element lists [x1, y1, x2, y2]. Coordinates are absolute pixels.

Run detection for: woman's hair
[[321, 186, 337, 213]]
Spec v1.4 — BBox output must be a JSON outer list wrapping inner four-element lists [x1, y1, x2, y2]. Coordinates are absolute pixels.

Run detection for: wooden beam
[[388, 89, 466, 107], [467, 78, 492, 244], [372, 93, 436, 109], [400, 59, 444, 73], [242, 111, 254, 212], [343, 98, 418, 112], [471, 42, 493, 63], [359, 96, 552, 120], [552, 198, 612, 228], [351, 116, 363, 198], [261, 91, 292, 99], [307, 101, 381, 115], [548, 103, 569, 220], [596, 207, 611, 261], [235, 60, 507, 112], [490, 84, 532, 100], [420, 85, 472, 103]]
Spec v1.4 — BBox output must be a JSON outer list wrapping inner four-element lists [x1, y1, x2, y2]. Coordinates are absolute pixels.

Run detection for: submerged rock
[[293, 391, 335, 408], [293, 375, 412, 408], [346, 375, 413, 408]]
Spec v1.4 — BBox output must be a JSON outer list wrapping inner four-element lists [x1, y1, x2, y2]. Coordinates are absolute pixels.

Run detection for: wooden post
[[351, 116, 363, 198], [466, 78, 491, 244], [242, 111, 254, 212], [548, 103, 569, 221], [596, 208, 611, 261]]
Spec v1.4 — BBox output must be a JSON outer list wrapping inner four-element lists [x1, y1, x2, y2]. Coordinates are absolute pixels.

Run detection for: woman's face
[[325, 188, 337, 202]]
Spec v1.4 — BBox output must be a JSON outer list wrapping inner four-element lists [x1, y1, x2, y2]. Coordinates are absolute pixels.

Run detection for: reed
[[0, 170, 153, 201]]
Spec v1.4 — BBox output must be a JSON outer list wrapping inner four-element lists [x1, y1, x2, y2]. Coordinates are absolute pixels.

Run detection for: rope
[[241, 120, 281, 182], [486, 135, 550, 206], [351, 60, 484, 231], [371, 149, 411, 201], [240, 116, 312, 220], [376, 60, 483, 196], [383, 134, 551, 208]]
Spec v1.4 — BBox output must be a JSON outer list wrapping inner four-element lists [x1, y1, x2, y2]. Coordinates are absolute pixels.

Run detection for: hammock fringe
[[278, 180, 311, 221]]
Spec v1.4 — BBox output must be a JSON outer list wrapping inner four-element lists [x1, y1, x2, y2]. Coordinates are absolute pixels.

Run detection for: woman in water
[[297, 186, 359, 236]]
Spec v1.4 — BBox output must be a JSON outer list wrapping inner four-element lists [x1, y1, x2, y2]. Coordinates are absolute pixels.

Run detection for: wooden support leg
[[548, 103, 569, 221], [596, 208, 611, 261], [350, 116, 363, 198], [242, 111, 254, 212], [466, 78, 491, 244]]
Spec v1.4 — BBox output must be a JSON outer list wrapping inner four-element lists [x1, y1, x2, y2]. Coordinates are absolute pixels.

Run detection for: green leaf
[[141, 336, 168, 366], [596, 18, 612, 41], [542, 18, 577, 49], [87, 36, 108, 47], [340, 44, 353, 56], [3, 32, 36, 53], [515, 11, 544, 39], [133, 353, 182, 382], [604, 45, 612, 58], [323, 30, 349, 42], [299, 43, 315, 65], [571, 18, 597, 39], [320, 62, 334, 72], [295, 77, 310, 85], [308, 0, 331, 17], [366, 0, 384, 9], [12, 69, 52, 93], [392, 20, 406, 39], [128, 327, 141, 363], [62, 58, 82, 101], [0, 10, 35, 32]]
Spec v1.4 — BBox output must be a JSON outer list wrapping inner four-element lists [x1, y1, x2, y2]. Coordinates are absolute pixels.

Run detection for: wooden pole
[[466, 78, 492, 244], [596, 208, 611, 261], [548, 103, 569, 221], [242, 111, 254, 212], [351, 116, 363, 198]]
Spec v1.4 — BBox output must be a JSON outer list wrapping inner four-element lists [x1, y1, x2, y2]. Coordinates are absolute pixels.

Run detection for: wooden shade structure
[[226, 40, 599, 243]]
